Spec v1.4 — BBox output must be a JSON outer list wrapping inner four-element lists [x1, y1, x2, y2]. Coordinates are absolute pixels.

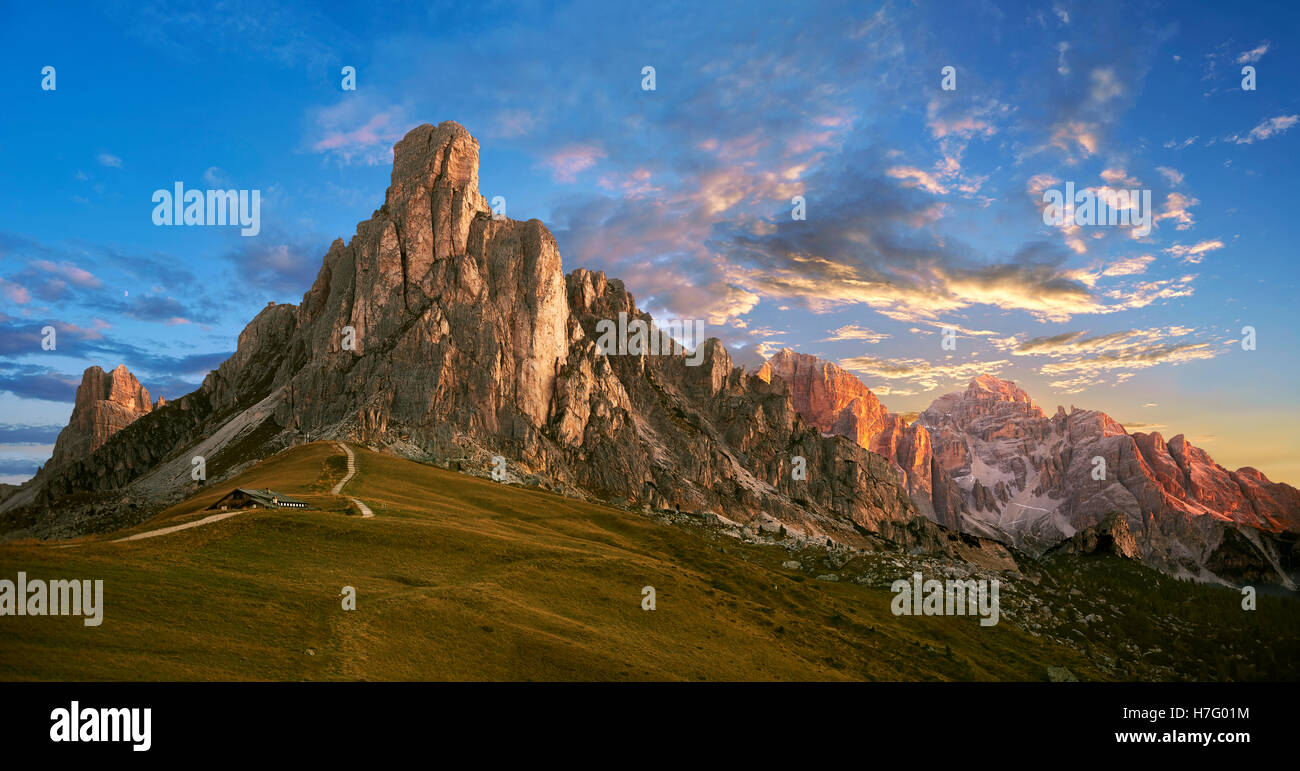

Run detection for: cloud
[[1048, 120, 1100, 158], [1099, 168, 1139, 187], [307, 99, 407, 165], [1164, 239, 1223, 264], [313, 112, 395, 155], [597, 168, 660, 198], [1236, 41, 1270, 64], [97, 153, 123, 168], [550, 189, 758, 323], [202, 166, 228, 186], [0, 278, 30, 304], [30, 260, 102, 289], [1155, 166, 1183, 186], [491, 109, 536, 139], [696, 283, 761, 325], [836, 354, 1010, 394], [926, 97, 1005, 141], [1227, 114, 1298, 145], [1100, 255, 1153, 276], [123, 295, 195, 325], [1154, 192, 1198, 230], [0, 424, 63, 444], [996, 326, 1223, 393], [0, 458, 44, 477], [1089, 67, 1124, 105], [221, 234, 326, 295], [821, 324, 890, 343], [0, 365, 81, 402], [1041, 340, 1219, 392], [714, 151, 1196, 325], [1100, 274, 1196, 310], [0, 313, 231, 400], [542, 145, 606, 183], [886, 166, 948, 195]]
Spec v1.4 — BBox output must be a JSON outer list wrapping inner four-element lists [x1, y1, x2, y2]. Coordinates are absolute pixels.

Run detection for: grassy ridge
[[0, 442, 1293, 681]]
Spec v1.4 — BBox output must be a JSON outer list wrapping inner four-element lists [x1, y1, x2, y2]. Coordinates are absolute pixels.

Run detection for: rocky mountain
[[916, 375, 1300, 584], [46, 365, 156, 472], [756, 349, 967, 528], [3, 121, 947, 551], [754, 353, 1298, 585]]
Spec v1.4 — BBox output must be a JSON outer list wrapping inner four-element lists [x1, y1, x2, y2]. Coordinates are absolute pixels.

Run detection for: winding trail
[[333, 442, 374, 518]]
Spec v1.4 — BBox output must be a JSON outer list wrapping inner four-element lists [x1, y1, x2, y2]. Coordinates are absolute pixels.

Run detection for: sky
[[0, 0, 1297, 485]]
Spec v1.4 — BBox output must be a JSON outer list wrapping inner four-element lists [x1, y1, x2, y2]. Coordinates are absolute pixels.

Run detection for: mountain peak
[[78, 364, 151, 414], [758, 348, 825, 377], [389, 122, 481, 195], [46, 364, 154, 473], [966, 374, 1035, 406]]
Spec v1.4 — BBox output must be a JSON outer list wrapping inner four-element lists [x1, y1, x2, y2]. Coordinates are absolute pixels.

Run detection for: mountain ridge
[[754, 349, 1298, 584]]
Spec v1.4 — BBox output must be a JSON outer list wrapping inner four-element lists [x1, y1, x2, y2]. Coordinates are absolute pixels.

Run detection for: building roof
[[209, 488, 310, 509], [243, 488, 308, 507]]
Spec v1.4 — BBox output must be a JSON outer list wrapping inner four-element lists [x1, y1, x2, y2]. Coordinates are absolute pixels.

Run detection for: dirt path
[[333, 442, 374, 518], [110, 511, 243, 543]]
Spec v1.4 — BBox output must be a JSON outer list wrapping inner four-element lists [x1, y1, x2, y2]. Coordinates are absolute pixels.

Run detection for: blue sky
[[1, 0, 1298, 484]]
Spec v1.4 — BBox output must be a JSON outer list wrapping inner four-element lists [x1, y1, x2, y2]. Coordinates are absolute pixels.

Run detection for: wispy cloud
[[1227, 114, 1298, 145], [995, 326, 1223, 393], [1164, 240, 1223, 264], [542, 144, 606, 183], [307, 99, 407, 165], [821, 324, 890, 343], [837, 354, 1010, 395], [1236, 41, 1270, 64]]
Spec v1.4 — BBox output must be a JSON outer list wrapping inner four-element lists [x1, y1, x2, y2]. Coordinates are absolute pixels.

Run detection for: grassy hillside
[[0, 442, 1295, 681]]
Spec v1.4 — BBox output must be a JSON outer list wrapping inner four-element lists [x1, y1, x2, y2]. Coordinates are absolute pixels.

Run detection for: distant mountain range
[[4, 121, 1295, 587], [761, 349, 1299, 586]]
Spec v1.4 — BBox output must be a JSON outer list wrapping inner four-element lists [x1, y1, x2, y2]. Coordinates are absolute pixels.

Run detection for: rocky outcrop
[[46, 365, 154, 472], [756, 350, 890, 448], [1045, 512, 1139, 559], [5, 121, 923, 547]]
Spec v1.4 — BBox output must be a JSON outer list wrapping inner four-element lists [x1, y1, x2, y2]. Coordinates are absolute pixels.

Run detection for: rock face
[[1045, 512, 1139, 559], [6, 121, 922, 547], [756, 349, 966, 528], [46, 365, 154, 471], [916, 375, 1300, 584]]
